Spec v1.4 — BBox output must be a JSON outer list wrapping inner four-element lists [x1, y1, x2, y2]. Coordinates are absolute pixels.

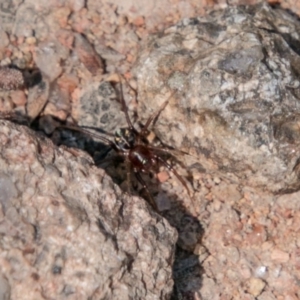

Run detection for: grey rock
[[94, 43, 126, 63], [0, 0, 18, 32], [134, 3, 300, 193], [78, 81, 129, 133], [34, 40, 66, 82], [0, 120, 177, 300], [0, 172, 18, 212], [13, 3, 50, 39], [13, 4, 38, 37], [0, 67, 25, 90]]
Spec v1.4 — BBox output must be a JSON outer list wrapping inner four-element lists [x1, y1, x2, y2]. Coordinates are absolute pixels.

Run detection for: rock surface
[[0, 120, 177, 300], [135, 3, 300, 194], [0, 1, 300, 299], [134, 3, 300, 299]]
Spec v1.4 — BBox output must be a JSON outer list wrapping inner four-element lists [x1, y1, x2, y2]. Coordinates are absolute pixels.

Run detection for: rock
[[0, 120, 177, 300], [10, 90, 27, 107], [74, 33, 104, 76], [0, 67, 42, 92], [0, 29, 9, 49], [13, 4, 38, 37], [245, 277, 266, 297], [0, 272, 10, 300], [0, 67, 25, 90], [258, 291, 277, 300], [43, 81, 71, 121], [2, 1, 300, 299], [270, 248, 290, 263], [77, 81, 129, 132], [26, 77, 50, 121], [70, 0, 85, 12], [134, 3, 300, 194], [134, 3, 300, 298], [34, 40, 67, 82], [0, 1, 18, 32]]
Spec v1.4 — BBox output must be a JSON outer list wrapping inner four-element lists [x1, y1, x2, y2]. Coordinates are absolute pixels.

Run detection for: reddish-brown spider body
[[127, 145, 157, 172], [61, 78, 190, 209]]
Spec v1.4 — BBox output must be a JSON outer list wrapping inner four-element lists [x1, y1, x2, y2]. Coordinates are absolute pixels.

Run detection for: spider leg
[[156, 156, 191, 197], [134, 171, 158, 210], [117, 75, 138, 134], [147, 145, 191, 157], [140, 90, 177, 138], [146, 145, 196, 172], [80, 125, 115, 137], [59, 124, 118, 151]]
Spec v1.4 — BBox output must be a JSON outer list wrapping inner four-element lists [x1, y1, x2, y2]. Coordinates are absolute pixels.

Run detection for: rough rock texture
[[0, 120, 177, 300], [134, 3, 300, 299], [135, 3, 300, 194], [1, 0, 300, 299], [77, 81, 128, 132]]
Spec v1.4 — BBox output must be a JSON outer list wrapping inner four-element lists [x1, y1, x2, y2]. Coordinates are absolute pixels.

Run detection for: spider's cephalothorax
[[129, 145, 156, 171], [61, 78, 190, 210], [114, 127, 136, 151]]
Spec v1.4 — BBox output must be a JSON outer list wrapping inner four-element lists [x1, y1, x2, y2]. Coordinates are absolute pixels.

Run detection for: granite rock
[[134, 3, 300, 193], [0, 120, 177, 300]]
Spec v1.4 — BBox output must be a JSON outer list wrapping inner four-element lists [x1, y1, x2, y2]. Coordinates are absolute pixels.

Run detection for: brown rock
[[10, 90, 27, 107], [0, 67, 24, 91], [270, 249, 290, 263], [74, 33, 104, 76], [245, 277, 266, 297], [26, 77, 50, 121]]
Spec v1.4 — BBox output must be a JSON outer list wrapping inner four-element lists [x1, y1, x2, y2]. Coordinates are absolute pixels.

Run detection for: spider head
[[114, 127, 135, 151]]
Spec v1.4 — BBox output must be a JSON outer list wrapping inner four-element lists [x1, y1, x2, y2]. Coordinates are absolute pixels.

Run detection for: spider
[[61, 77, 191, 209]]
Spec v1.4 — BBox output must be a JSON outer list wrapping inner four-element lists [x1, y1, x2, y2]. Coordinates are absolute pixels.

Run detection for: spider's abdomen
[[129, 145, 155, 171]]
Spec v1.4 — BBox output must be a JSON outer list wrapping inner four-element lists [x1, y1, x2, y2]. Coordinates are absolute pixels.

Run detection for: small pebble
[[271, 249, 289, 263], [245, 277, 266, 297], [10, 90, 27, 106], [157, 171, 169, 183], [25, 37, 36, 45]]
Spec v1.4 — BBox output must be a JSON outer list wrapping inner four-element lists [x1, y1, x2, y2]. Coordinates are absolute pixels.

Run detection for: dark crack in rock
[[134, 3, 300, 194], [0, 120, 177, 300]]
